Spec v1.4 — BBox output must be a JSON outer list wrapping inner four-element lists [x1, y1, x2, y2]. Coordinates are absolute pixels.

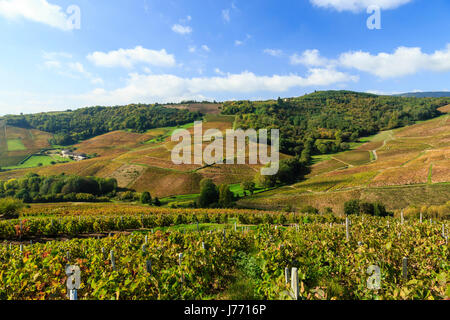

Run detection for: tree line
[[0, 173, 118, 203], [2, 104, 203, 145], [221, 91, 450, 157]]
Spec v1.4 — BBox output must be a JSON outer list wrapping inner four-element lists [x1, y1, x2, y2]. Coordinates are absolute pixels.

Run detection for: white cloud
[[171, 24, 192, 35], [235, 40, 243, 46], [75, 69, 357, 106], [0, 0, 76, 30], [188, 46, 196, 53], [366, 89, 403, 95], [290, 49, 331, 67], [264, 49, 283, 57], [339, 45, 450, 78], [0, 69, 358, 115], [292, 45, 450, 79], [201, 45, 210, 52], [310, 0, 412, 12], [87, 46, 176, 68]]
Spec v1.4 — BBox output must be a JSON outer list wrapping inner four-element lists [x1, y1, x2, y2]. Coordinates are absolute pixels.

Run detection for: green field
[[143, 122, 195, 144], [6, 139, 26, 151], [3, 154, 70, 170]]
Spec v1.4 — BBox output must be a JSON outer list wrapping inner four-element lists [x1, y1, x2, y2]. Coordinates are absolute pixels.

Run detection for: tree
[[255, 168, 277, 188], [0, 198, 23, 220], [344, 199, 360, 215], [360, 202, 375, 215], [140, 191, 152, 205], [153, 197, 161, 206], [15, 189, 32, 203], [218, 184, 234, 207], [373, 202, 389, 217], [197, 179, 219, 208], [242, 181, 256, 195]]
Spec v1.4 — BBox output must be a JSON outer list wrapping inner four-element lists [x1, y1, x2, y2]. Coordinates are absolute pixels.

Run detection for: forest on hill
[[2, 104, 203, 145], [221, 91, 450, 156]]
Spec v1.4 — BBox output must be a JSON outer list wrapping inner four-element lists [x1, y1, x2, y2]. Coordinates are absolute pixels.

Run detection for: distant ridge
[[394, 92, 450, 98]]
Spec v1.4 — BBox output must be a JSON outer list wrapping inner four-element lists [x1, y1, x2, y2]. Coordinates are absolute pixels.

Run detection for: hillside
[[237, 105, 450, 213], [0, 115, 278, 198], [0, 121, 53, 167], [222, 90, 450, 156], [0, 91, 449, 202], [1, 104, 203, 145]]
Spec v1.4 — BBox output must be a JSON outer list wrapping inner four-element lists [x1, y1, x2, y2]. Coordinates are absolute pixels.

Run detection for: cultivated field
[[0, 123, 53, 167], [163, 103, 222, 115], [0, 115, 280, 198]]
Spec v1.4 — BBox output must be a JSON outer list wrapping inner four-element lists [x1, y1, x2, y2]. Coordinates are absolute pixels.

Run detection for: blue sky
[[0, 0, 449, 115]]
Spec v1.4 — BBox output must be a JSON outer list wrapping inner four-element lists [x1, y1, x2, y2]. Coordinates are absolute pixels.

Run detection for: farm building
[[61, 150, 87, 161]]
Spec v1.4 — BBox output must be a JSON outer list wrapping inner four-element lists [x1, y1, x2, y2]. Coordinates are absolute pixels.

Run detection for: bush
[[197, 179, 219, 208], [344, 200, 361, 215], [301, 205, 319, 214], [0, 198, 23, 220], [168, 201, 196, 209], [140, 192, 152, 205], [344, 199, 391, 217]]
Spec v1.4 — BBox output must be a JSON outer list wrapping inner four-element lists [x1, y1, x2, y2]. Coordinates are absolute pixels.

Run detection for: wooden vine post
[[346, 217, 350, 241]]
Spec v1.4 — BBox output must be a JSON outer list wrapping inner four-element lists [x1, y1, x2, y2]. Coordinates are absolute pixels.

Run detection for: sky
[[0, 0, 449, 115]]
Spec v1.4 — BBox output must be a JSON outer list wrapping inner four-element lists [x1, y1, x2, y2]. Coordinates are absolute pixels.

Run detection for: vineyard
[[0, 207, 448, 300]]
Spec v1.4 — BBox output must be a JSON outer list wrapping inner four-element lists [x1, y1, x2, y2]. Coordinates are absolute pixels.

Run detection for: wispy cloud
[[42, 53, 102, 85]]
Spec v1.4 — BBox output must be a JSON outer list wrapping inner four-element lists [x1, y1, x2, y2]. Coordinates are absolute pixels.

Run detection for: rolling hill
[[0, 114, 276, 198], [0, 93, 449, 207], [237, 105, 450, 214]]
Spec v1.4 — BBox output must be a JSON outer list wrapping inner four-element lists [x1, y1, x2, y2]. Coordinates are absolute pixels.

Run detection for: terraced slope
[[0, 115, 277, 197], [238, 109, 450, 214]]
